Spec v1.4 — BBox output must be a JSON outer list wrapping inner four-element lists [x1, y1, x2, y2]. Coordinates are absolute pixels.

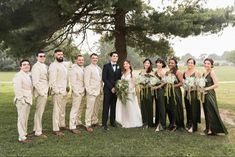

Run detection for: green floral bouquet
[[115, 79, 129, 105]]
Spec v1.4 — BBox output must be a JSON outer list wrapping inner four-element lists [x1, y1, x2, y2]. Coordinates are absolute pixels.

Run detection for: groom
[[102, 52, 122, 130]]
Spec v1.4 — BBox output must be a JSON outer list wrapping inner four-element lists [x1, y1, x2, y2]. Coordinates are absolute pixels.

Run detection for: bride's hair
[[123, 60, 133, 78]]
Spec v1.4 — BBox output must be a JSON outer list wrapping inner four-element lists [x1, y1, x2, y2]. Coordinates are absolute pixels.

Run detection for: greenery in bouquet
[[115, 79, 129, 105], [196, 77, 207, 104]]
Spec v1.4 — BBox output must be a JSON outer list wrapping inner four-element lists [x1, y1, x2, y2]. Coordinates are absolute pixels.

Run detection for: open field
[[0, 66, 235, 156]]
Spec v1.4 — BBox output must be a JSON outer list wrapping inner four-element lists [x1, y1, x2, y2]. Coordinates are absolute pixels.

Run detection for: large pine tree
[[0, 0, 234, 64]]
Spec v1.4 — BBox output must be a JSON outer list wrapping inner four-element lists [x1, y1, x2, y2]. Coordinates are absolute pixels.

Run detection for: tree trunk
[[114, 7, 127, 66]]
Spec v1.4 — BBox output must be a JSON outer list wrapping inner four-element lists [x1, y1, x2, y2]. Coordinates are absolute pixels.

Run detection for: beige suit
[[49, 60, 69, 131], [69, 64, 85, 129], [13, 70, 33, 141], [84, 63, 102, 127], [31, 61, 49, 136]]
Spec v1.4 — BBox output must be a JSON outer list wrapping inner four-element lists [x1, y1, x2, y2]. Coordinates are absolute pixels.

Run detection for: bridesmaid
[[165, 58, 184, 131], [202, 58, 228, 135], [139, 59, 154, 128], [183, 58, 201, 133], [154, 58, 166, 132]]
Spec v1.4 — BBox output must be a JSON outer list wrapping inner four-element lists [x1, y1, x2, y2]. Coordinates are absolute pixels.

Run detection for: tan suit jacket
[[31, 62, 49, 97], [13, 70, 33, 105], [48, 60, 68, 96], [70, 64, 85, 96], [84, 63, 102, 96]]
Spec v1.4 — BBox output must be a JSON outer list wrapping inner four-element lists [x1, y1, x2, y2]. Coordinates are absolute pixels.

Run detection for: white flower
[[149, 77, 161, 86], [163, 74, 177, 84], [136, 75, 150, 85], [196, 77, 207, 88], [183, 76, 196, 90], [117, 66, 120, 69]]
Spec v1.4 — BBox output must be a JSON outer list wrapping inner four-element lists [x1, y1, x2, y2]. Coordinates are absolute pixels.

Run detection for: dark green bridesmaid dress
[[184, 73, 201, 131], [154, 73, 166, 129], [165, 72, 185, 130], [203, 73, 228, 134], [140, 73, 154, 127]]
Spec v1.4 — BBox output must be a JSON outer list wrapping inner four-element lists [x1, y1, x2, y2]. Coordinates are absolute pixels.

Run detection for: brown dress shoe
[[35, 134, 48, 139], [26, 132, 35, 137], [60, 126, 69, 131], [91, 123, 101, 128], [18, 139, 32, 144], [53, 131, 64, 137], [86, 127, 93, 132], [70, 129, 80, 134]]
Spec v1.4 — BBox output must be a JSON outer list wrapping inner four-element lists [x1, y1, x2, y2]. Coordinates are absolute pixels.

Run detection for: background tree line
[[0, 0, 235, 67]]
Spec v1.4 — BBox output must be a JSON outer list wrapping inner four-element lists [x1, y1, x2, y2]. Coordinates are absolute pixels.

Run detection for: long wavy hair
[[169, 57, 178, 75], [123, 60, 133, 78], [143, 58, 153, 73]]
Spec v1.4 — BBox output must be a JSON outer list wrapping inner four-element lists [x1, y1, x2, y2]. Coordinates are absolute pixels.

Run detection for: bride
[[116, 60, 143, 128]]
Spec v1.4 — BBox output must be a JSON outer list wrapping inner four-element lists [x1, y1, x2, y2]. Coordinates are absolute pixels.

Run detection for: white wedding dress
[[116, 72, 143, 128]]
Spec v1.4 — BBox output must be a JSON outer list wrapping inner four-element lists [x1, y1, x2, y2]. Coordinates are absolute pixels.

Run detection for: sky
[[74, 0, 235, 58]]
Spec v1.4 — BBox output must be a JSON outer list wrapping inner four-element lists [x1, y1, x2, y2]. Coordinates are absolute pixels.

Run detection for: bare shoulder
[[176, 70, 182, 75], [210, 70, 217, 77]]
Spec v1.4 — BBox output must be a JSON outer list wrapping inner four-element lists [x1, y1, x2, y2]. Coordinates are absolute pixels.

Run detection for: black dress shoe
[[110, 123, 117, 128], [103, 126, 109, 131]]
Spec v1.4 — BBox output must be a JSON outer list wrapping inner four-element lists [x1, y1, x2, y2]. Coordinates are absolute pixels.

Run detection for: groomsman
[[13, 59, 33, 143], [31, 51, 48, 138], [84, 53, 102, 132], [102, 52, 122, 130], [69, 54, 85, 134], [49, 49, 69, 136]]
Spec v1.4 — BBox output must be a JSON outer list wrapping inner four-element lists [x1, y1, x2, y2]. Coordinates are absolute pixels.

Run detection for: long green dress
[[165, 72, 184, 129], [184, 73, 201, 131], [203, 73, 228, 134], [140, 73, 154, 127], [154, 73, 166, 129]]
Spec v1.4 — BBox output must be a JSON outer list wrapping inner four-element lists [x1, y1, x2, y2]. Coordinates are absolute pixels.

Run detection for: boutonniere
[[117, 66, 120, 69]]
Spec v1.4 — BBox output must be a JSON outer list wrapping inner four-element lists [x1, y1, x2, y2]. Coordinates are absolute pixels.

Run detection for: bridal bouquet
[[183, 76, 197, 91], [163, 74, 177, 104], [196, 77, 207, 104], [196, 77, 207, 88], [162, 74, 177, 84], [115, 79, 129, 105], [136, 75, 150, 86], [136, 74, 159, 97], [149, 76, 161, 86], [183, 76, 197, 102]]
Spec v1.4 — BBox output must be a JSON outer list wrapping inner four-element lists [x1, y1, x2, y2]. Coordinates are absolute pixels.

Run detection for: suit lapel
[[109, 63, 114, 73]]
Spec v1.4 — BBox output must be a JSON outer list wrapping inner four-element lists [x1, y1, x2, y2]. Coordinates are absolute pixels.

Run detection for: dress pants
[[69, 93, 84, 129], [52, 94, 67, 131], [85, 94, 101, 127], [33, 95, 47, 135], [16, 100, 31, 141]]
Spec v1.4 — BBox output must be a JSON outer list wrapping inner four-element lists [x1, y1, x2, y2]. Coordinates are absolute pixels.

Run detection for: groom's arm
[[102, 64, 113, 90]]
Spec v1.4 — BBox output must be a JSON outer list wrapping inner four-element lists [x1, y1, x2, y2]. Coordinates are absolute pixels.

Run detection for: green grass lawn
[[0, 72, 16, 82], [217, 83, 235, 113], [1, 82, 235, 156]]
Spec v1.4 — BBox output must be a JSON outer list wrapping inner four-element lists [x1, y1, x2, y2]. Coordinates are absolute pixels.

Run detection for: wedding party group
[[13, 49, 228, 143]]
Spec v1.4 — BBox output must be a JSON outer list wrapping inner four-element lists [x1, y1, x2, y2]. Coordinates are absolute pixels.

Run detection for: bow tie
[[112, 64, 117, 67]]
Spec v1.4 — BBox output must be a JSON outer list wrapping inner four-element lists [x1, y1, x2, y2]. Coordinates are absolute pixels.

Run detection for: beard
[[56, 57, 63, 62]]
